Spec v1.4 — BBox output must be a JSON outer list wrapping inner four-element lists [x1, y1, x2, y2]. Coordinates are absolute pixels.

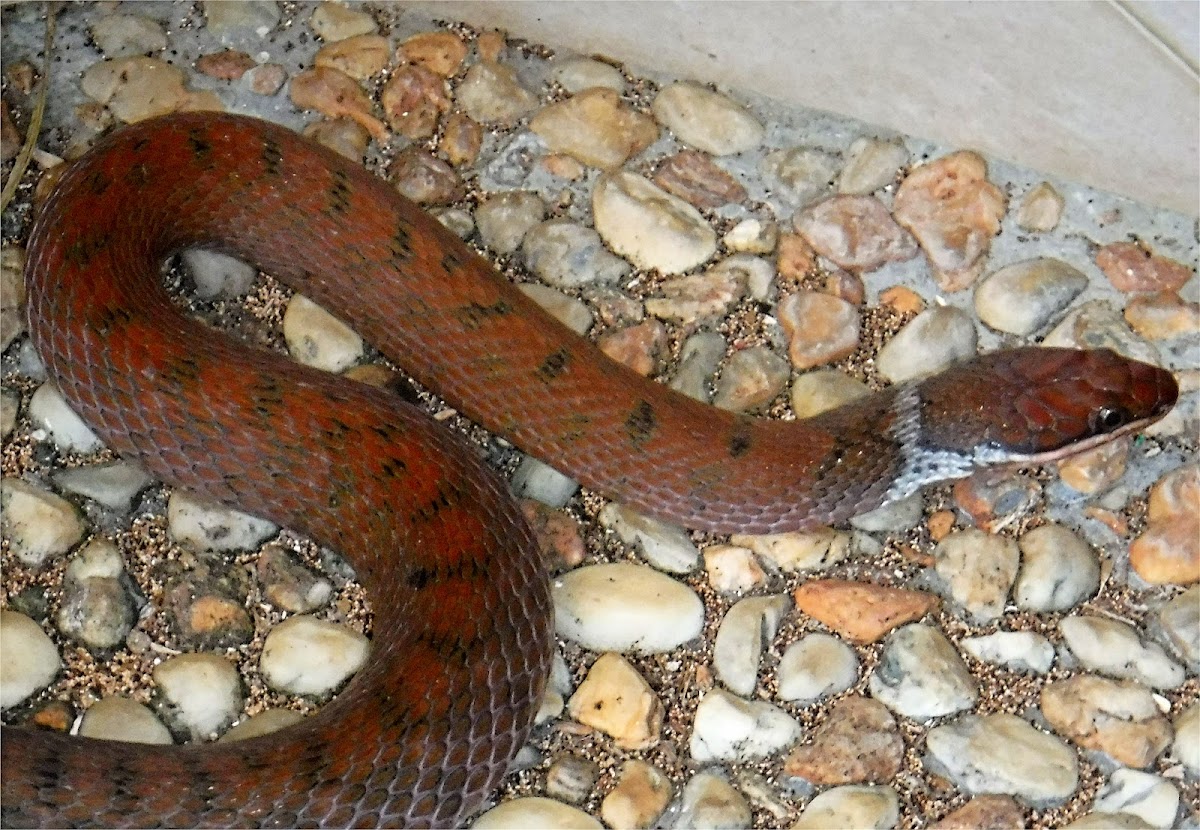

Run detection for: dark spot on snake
[[64, 233, 109, 269], [380, 457, 408, 479], [91, 304, 133, 336], [390, 221, 415, 266], [123, 162, 151, 187], [456, 299, 511, 330], [187, 129, 213, 159], [728, 421, 753, 458], [325, 169, 353, 216], [262, 138, 284, 176], [130, 136, 151, 153], [440, 247, 465, 275], [536, 348, 570, 383], [87, 170, 111, 195], [412, 488, 453, 522], [625, 400, 657, 447]]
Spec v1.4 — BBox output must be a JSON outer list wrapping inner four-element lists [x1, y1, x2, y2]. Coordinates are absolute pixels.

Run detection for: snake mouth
[[992, 412, 1171, 467]]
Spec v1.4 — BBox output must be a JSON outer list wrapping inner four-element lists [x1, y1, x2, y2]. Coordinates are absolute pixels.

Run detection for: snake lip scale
[[2, 112, 1179, 829]]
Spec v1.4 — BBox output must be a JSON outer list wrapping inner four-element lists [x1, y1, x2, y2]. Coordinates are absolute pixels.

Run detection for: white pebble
[[690, 688, 801, 763], [592, 171, 716, 275], [598, 503, 698, 574], [1, 477, 86, 567], [53, 461, 153, 512], [793, 785, 900, 830], [1092, 769, 1179, 829], [518, 284, 594, 335], [868, 623, 978, 720], [28, 383, 103, 454], [933, 529, 1019, 622], [1014, 524, 1100, 612], [522, 219, 631, 288], [511, 456, 579, 508], [875, 307, 978, 384], [473, 797, 602, 829], [712, 595, 790, 696], [181, 249, 257, 299], [553, 563, 703, 653], [1060, 615, 1184, 690], [838, 137, 908, 195], [961, 631, 1055, 675], [0, 611, 61, 710], [89, 14, 167, 58], [777, 632, 859, 703], [551, 58, 625, 94], [152, 653, 242, 740], [674, 771, 751, 830], [651, 82, 763, 156], [1170, 703, 1199, 775], [219, 708, 305, 742], [283, 294, 364, 373], [78, 697, 173, 744], [167, 490, 277, 553], [260, 614, 369, 696]]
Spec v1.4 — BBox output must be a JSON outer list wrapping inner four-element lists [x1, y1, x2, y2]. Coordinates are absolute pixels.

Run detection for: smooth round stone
[[53, 461, 153, 512], [868, 623, 978, 720], [1014, 523, 1100, 612], [732, 529, 854, 573], [702, 544, 766, 595], [674, 771, 751, 830], [875, 306, 979, 383], [933, 529, 1019, 622], [553, 563, 703, 653], [457, 61, 538, 127], [260, 614, 369, 696], [1155, 585, 1198, 673], [1017, 182, 1065, 232], [777, 632, 859, 703], [1172, 703, 1200, 775], [712, 594, 791, 696], [790, 368, 870, 419], [723, 217, 778, 255], [530, 88, 658, 170], [713, 346, 789, 413], [1, 387, 19, 440], [793, 785, 900, 830], [762, 147, 839, 206], [167, 491, 277, 553], [0, 610, 61, 710], [777, 290, 860, 370], [1, 246, 27, 353], [1040, 675, 1171, 769], [181, 249, 256, 299], [598, 504, 698, 574], [473, 797, 601, 829], [1060, 615, 1184, 689], [518, 284, 594, 335], [1, 478, 86, 567], [651, 82, 763, 156], [90, 13, 166, 58], [690, 688, 801, 762], [283, 294, 364, 373], [435, 207, 477, 240], [670, 331, 726, 402], [974, 258, 1088, 335], [203, 0, 280, 35], [82, 57, 221, 124], [545, 753, 599, 805], [476, 191, 545, 255], [1042, 300, 1162, 365], [28, 383, 103, 454], [566, 653, 661, 749], [152, 653, 242, 740], [849, 492, 924, 534], [1065, 814, 1155, 829], [926, 713, 1079, 808], [308, 1, 375, 40], [219, 708, 305, 743], [552, 57, 625, 93], [960, 631, 1054, 674], [522, 219, 631, 288], [838, 137, 909, 195], [1092, 770, 1179, 829], [511, 456, 579, 508], [592, 171, 717, 274], [78, 697, 172, 744]]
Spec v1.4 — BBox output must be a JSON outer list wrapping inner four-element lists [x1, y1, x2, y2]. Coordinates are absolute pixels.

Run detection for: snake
[[1, 112, 1178, 829]]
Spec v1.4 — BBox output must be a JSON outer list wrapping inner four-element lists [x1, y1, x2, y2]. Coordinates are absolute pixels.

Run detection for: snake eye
[[1089, 405, 1130, 434]]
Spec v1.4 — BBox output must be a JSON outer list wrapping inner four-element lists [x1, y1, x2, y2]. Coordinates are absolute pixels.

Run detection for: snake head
[[918, 347, 1179, 465]]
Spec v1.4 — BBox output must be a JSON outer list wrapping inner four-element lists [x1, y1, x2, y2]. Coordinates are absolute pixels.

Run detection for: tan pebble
[[1057, 437, 1129, 494], [783, 695, 902, 784], [381, 64, 450, 139], [530, 88, 658, 171], [1041, 675, 1172, 768], [927, 510, 955, 541], [439, 112, 483, 167], [289, 67, 386, 142], [598, 320, 668, 376], [314, 33, 390, 80], [520, 500, 586, 569], [1130, 464, 1199, 585], [1124, 291, 1199, 339], [387, 148, 464, 206], [776, 232, 817, 282], [476, 29, 507, 62], [652, 150, 746, 208], [567, 653, 662, 749], [247, 63, 287, 96], [542, 153, 586, 180], [930, 795, 1025, 829], [792, 579, 938, 644], [777, 290, 860, 369], [399, 30, 468, 77], [794, 194, 918, 271], [31, 700, 74, 733], [601, 759, 673, 830], [702, 544, 766, 594], [1017, 182, 1065, 232], [302, 118, 370, 162], [878, 285, 924, 315], [195, 49, 257, 81]]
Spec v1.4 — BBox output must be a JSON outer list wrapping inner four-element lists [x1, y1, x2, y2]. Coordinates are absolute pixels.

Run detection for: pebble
[[784, 696, 902, 785], [181, 249, 257, 299], [973, 258, 1089, 335], [529, 88, 658, 170], [303, 117, 369, 161], [195, 49, 258, 82], [309, 2, 376, 41], [152, 653, 242, 740], [1042, 299, 1162, 366], [761, 147, 839, 206], [712, 253, 775, 302], [433, 207, 474, 239], [1095, 242, 1191, 294], [522, 219, 631, 288], [381, 64, 450, 139], [701, 544, 766, 595], [599, 759, 672, 830], [457, 61, 538, 126], [1059, 615, 1184, 689], [259, 614, 368, 696], [1, 477, 86, 567], [960, 631, 1055, 675], [81, 57, 223, 123], [1017, 182, 1065, 232], [793, 580, 938, 644], [690, 689, 801, 762], [519, 285, 593, 335], [1040, 675, 1172, 769], [794, 195, 918, 271], [644, 268, 746, 327], [1013, 523, 1100, 611], [256, 544, 333, 613], [219, 708, 304, 742], [598, 504, 698, 574], [202, 0, 280, 36], [89, 14, 167, 59], [670, 331, 726, 402], [388, 148, 464, 205], [289, 67, 385, 142], [28, 383, 104, 454], [545, 754, 600, 804], [439, 112, 482, 167], [849, 492, 925, 534], [0, 388, 19, 440], [0, 610, 61, 709], [246, 64, 287, 96], [1171, 703, 1199, 774], [1065, 814, 1156, 829], [1125, 290, 1200, 340], [674, 771, 751, 830], [651, 82, 763, 156], [874, 306, 978, 383], [398, 31, 468, 78], [712, 594, 790, 695], [56, 538, 134, 650], [792, 785, 900, 830], [1155, 585, 1198, 672], [551, 57, 625, 94], [52, 460, 153, 512], [776, 632, 859, 703], [713, 346, 790, 412], [652, 150, 747, 209], [1058, 437, 1130, 494], [553, 563, 704, 652], [952, 470, 1043, 532], [893, 151, 1006, 291], [284, 293, 365, 372], [933, 529, 1019, 622], [566, 652, 661, 749], [838, 137, 908, 195], [777, 290, 860, 370], [592, 171, 717, 274], [598, 320, 668, 376], [723, 217, 778, 255], [868, 623, 978, 720], [1092, 769, 1179, 829], [734, 529, 854, 573], [167, 491, 277, 553], [78, 697, 172, 744], [925, 713, 1078, 807], [511, 456, 579, 508], [0, 246, 24, 352], [316, 34, 389, 81], [931, 795, 1026, 829], [1129, 464, 1199, 585], [790, 369, 869, 419], [476, 191, 546, 255], [473, 797, 602, 829]]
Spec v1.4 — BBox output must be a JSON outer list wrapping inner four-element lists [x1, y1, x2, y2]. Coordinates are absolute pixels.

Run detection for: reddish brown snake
[[2, 113, 1178, 828]]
